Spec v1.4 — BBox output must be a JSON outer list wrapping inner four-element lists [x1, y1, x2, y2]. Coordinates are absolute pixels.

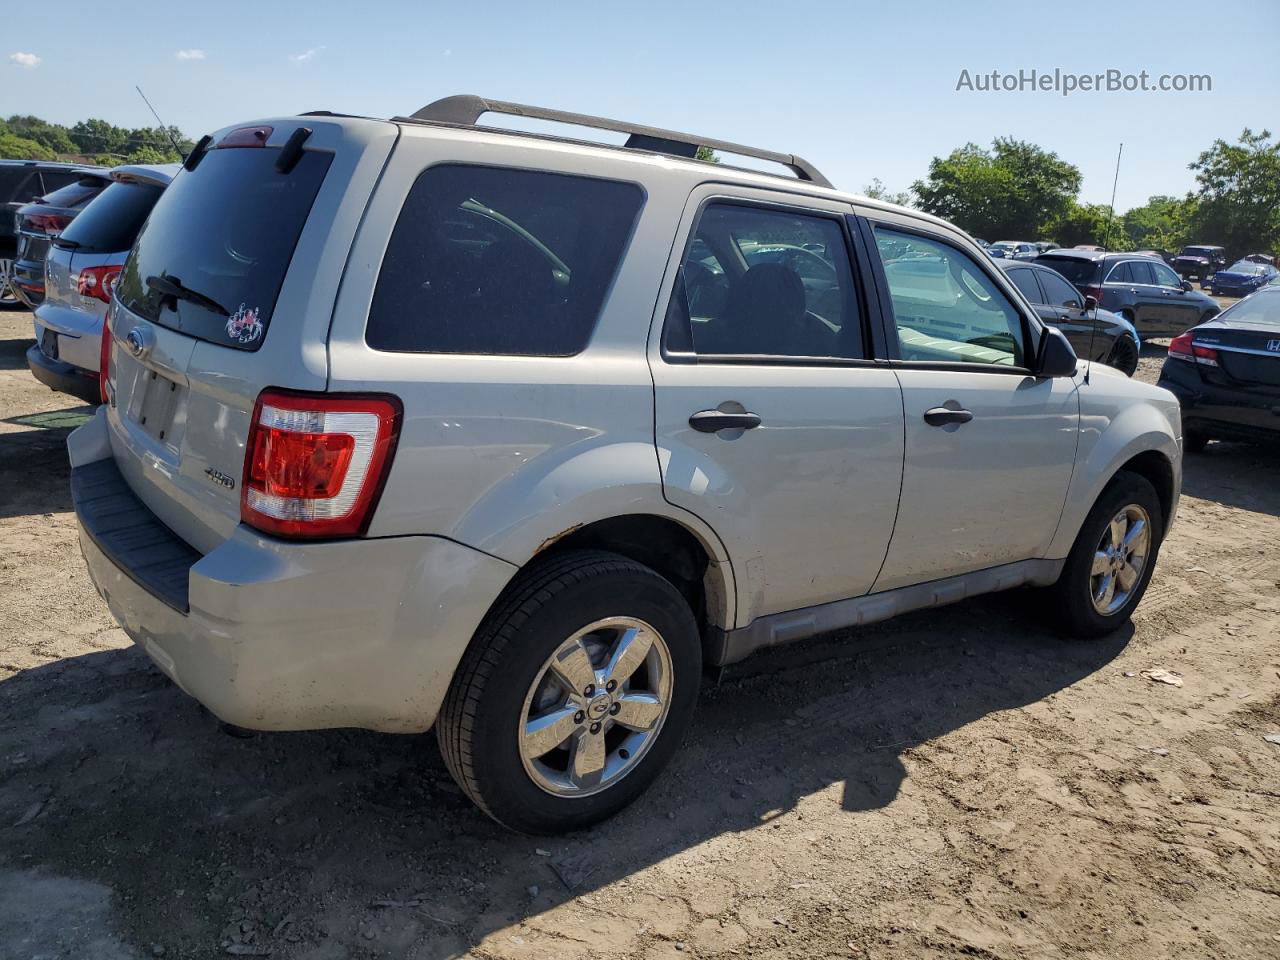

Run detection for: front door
[[649, 188, 905, 626], [1150, 259, 1203, 334], [862, 216, 1080, 592]]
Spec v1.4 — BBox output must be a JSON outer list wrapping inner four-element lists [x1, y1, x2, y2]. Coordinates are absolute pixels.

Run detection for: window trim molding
[[658, 193, 878, 368]]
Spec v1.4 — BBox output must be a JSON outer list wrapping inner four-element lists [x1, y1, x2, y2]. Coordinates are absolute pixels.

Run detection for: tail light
[[1168, 332, 1218, 367], [1082, 284, 1105, 304], [24, 212, 73, 235], [78, 265, 122, 304], [241, 390, 401, 538], [98, 309, 113, 404]]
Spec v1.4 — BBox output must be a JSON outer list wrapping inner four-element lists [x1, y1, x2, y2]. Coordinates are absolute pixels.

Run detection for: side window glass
[[1151, 262, 1181, 288], [667, 203, 863, 360], [874, 227, 1028, 368], [1127, 261, 1156, 285], [1038, 270, 1083, 308], [1006, 268, 1043, 303], [1107, 262, 1132, 284]]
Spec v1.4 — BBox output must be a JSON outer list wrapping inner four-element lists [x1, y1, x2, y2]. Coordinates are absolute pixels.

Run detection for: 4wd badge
[[204, 467, 236, 490]]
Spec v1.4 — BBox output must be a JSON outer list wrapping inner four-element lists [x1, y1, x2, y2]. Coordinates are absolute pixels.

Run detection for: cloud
[[175, 49, 206, 61], [288, 46, 325, 64], [8, 52, 41, 68]]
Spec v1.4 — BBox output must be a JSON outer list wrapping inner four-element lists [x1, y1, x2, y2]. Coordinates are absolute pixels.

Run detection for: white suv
[[69, 96, 1182, 834]]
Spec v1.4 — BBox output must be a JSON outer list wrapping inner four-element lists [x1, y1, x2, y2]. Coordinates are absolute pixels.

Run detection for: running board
[[707, 558, 1065, 666]]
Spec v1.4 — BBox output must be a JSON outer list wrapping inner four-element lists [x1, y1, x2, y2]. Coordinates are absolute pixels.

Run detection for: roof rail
[[402, 95, 832, 189]]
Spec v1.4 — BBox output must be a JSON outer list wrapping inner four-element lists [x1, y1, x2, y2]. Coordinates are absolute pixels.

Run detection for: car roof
[[0, 159, 109, 175]]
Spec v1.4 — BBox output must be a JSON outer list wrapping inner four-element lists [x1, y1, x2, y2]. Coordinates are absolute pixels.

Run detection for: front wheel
[[0, 259, 21, 310], [436, 550, 701, 834], [1049, 472, 1164, 638]]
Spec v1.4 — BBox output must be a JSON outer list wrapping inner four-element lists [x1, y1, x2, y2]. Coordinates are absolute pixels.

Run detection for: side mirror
[[1181, 280, 1193, 292], [1036, 325, 1078, 377], [1083, 295, 1098, 311]]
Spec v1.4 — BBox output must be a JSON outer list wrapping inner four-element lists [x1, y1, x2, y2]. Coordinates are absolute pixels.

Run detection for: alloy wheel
[[1089, 504, 1151, 615], [518, 616, 673, 797]]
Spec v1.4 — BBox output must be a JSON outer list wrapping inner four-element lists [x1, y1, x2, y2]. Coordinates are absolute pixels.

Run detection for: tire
[[1107, 336, 1139, 377], [1183, 429, 1209, 453], [0, 259, 22, 311], [437, 550, 701, 834], [1049, 472, 1164, 639]]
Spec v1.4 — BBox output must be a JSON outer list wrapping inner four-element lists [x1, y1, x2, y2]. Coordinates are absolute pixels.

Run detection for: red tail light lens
[[241, 390, 401, 538], [1082, 284, 1105, 304], [24, 212, 73, 235], [98, 310, 113, 404], [78, 265, 122, 304], [1168, 332, 1218, 367]]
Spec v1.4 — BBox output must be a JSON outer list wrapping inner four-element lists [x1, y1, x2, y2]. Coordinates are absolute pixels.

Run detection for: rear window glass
[[58, 181, 164, 253], [116, 147, 332, 351], [1034, 256, 1097, 285], [367, 164, 644, 356], [39, 176, 109, 209], [1217, 292, 1280, 327], [0, 167, 35, 202]]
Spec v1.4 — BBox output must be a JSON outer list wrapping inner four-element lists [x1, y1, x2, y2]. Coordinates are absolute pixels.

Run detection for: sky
[[4, 0, 1277, 212]]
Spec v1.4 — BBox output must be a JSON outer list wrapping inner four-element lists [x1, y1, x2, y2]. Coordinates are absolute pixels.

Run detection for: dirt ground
[[1, 307, 1277, 960]]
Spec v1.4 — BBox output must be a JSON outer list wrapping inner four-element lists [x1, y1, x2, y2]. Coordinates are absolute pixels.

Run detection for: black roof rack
[[401, 95, 833, 189]]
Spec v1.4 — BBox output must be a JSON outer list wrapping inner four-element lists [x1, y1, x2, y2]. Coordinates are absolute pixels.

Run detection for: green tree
[[69, 118, 128, 156], [1186, 128, 1280, 257], [4, 115, 75, 154], [912, 138, 1081, 240], [1047, 201, 1126, 249], [1122, 195, 1196, 252], [694, 145, 719, 164], [124, 145, 175, 165], [0, 131, 56, 161], [862, 177, 912, 207]]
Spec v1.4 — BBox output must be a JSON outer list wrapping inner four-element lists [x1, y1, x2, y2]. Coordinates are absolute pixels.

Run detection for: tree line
[[866, 128, 1280, 259], [0, 114, 194, 166]]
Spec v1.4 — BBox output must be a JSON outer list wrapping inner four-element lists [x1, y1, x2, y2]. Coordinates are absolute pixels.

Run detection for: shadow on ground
[[1181, 439, 1280, 516], [0, 596, 1129, 959], [0, 334, 32, 371], [0, 404, 93, 518]]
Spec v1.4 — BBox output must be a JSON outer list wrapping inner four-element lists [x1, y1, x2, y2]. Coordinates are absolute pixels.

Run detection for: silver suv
[[70, 96, 1182, 834]]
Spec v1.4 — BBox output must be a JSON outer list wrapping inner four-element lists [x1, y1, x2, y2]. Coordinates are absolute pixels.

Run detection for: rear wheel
[[0, 259, 20, 310], [1049, 472, 1163, 638], [1107, 336, 1139, 376], [437, 550, 701, 834]]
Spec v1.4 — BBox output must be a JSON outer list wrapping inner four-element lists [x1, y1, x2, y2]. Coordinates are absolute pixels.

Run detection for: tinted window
[[39, 176, 109, 209], [875, 227, 1026, 367], [665, 203, 862, 359], [1150, 262, 1182, 287], [117, 147, 332, 351], [1005, 267, 1042, 303], [1107, 262, 1132, 283], [1216, 290, 1280, 326], [58, 181, 163, 253], [368, 165, 642, 356], [1037, 270, 1083, 307], [0, 168, 35, 203], [1035, 256, 1098, 286], [38, 170, 88, 194], [1126, 261, 1156, 285]]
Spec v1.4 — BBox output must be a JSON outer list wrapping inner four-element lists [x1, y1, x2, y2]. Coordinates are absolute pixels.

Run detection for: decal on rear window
[[226, 303, 264, 344]]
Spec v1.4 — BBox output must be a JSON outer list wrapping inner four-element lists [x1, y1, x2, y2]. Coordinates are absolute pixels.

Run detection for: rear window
[[58, 181, 164, 253], [1217, 291, 1280, 326], [116, 147, 332, 351], [39, 176, 109, 209], [1034, 256, 1098, 285], [367, 164, 644, 356], [0, 167, 36, 203]]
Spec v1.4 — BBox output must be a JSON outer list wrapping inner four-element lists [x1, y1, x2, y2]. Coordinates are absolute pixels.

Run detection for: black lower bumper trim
[[26, 345, 100, 405], [71, 458, 200, 613]]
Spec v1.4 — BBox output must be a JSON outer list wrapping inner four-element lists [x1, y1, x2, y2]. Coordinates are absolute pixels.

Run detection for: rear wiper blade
[[146, 275, 230, 317], [51, 237, 80, 250]]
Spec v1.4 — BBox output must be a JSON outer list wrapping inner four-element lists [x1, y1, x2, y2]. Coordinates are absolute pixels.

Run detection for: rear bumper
[[1159, 365, 1280, 442], [26, 344, 100, 405], [69, 408, 517, 733]]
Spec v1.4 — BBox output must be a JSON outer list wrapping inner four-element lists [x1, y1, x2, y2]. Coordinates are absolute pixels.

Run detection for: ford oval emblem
[[126, 328, 148, 358]]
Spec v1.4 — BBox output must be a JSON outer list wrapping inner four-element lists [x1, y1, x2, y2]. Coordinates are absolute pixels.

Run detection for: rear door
[[650, 186, 904, 625], [1150, 260, 1201, 334], [1036, 267, 1103, 360], [862, 213, 1079, 591], [103, 119, 398, 552]]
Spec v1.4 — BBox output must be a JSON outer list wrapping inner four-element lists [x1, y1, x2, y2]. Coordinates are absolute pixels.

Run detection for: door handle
[[689, 409, 762, 433], [923, 406, 974, 427]]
